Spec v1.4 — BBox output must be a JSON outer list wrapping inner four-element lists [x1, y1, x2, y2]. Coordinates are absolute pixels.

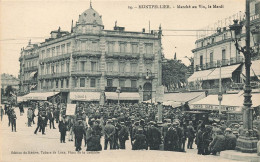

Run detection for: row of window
[[108, 42, 152, 54], [25, 60, 38, 68], [40, 79, 69, 89], [75, 78, 99, 88], [198, 49, 227, 66], [107, 79, 137, 88], [40, 43, 71, 59], [40, 62, 70, 75], [198, 33, 228, 48], [74, 61, 98, 72]]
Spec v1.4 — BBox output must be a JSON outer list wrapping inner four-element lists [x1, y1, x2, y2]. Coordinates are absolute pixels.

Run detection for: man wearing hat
[[224, 128, 236, 150], [118, 122, 129, 149], [59, 116, 67, 143], [112, 118, 120, 149], [0, 105, 4, 121], [186, 121, 195, 149], [164, 122, 178, 151], [27, 108, 33, 127], [104, 119, 115, 150], [147, 121, 161, 150], [209, 129, 226, 155], [132, 128, 147, 150], [10, 109, 17, 132], [74, 119, 86, 151]]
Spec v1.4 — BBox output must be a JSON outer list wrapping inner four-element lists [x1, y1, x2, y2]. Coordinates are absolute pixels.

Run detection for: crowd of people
[[1, 101, 259, 156]]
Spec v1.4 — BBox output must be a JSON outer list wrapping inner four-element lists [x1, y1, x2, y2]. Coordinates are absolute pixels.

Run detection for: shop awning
[[188, 69, 214, 82], [207, 64, 241, 80], [190, 93, 260, 111], [29, 71, 37, 79], [70, 92, 100, 101], [22, 92, 59, 101], [163, 101, 182, 108], [163, 92, 206, 104], [105, 92, 140, 100]]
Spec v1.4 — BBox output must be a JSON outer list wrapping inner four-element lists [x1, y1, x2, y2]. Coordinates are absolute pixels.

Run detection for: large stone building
[[19, 4, 163, 104], [19, 40, 39, 95], [188, 0, 260, 92]]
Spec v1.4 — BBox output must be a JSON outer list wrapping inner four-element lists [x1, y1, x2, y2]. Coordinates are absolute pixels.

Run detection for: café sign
[[191, 104, 241, 111]]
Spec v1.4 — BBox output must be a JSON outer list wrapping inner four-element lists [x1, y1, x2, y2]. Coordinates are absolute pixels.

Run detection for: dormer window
[[93, 13, 96, 17], [84, 13, 87, 16]]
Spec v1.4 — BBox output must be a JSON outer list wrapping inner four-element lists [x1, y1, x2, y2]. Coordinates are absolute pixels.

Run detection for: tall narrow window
[[107, 79, 113, 87], [107, 62, 113, 72], [74, 78, 77, 87], [200, 55, 203, 67], [61, 79, 64, 88], [130, 63, 137, 72], [91, 62, 97, 71], [210, 52, 213, 63], [66, 62, 70, 72], [67, 43, 71, 53], [119, 79, 125, 87], [80, 78, 85, 87], [119, 63, 125, 72], [131, 44, 138, 53], [56, 80, 59, 88], [90, 78, 96, 87], [131, 80, 137, 88], [120, 43, 126, 53], [108, 43, 114, 53], [81, 61, 85, 71], [222, 49, 226, 60], [145, 44, 153, 54], [66, 79, 69, 88], [61, 45, 65, 54]]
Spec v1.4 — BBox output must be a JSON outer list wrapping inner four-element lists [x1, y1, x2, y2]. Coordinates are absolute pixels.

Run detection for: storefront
[[19, 91, 60, 102], [105, 92, 140, 103], [69, 92, 101, 104]]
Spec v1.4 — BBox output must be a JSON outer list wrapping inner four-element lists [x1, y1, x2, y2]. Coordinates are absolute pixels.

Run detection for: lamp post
[[229, 0, 260, 153], [146, 69, 153, 103], [116, 87, 121, 107]]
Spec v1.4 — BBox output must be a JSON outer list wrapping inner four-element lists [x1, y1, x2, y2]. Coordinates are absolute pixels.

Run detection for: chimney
[[142, 28, 145, 33]]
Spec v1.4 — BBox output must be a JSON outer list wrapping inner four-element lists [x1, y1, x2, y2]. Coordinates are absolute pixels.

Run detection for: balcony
[[105, 86, 139, 92], [71, 70, 102, 77], [24, 66, 38, 72], [143, 53, 155, 60], [40, 53, 71, 63], [72, 50, 101, 58], [222, 59, 229, 66], [39, 72, 70, 79], [24, 53, 39, 60], [105, 71, 140, 78], [106, 52, 140, 59], [209, 61, 217, 68]]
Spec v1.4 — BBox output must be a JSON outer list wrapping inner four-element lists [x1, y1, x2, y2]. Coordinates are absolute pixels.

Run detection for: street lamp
[[218, 62, 222, 115], [229, 0, 260, 153], [146, 69, 153, 103], [116, 87, 121, 107]]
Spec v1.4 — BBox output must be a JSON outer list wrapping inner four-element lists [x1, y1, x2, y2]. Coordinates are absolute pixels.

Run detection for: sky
[[0, 0, 245, 77]]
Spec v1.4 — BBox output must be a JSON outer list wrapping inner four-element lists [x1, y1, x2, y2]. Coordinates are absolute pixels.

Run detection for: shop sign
[[192, 104, 240, 111]]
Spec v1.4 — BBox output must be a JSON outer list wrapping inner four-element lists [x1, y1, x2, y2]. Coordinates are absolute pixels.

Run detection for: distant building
[[188, 0, 260, 92], [19, 40, 39, 94], [19, 4, 163, 103], [1, 73, 20, 90]]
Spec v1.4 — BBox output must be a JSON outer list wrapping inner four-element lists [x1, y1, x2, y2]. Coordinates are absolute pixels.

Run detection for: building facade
[[188, 0, 260, 92], [19, 41, 39, 95], [19, 5, 162, 103]]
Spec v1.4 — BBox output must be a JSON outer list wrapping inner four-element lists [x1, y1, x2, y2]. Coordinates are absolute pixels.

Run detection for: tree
[[162, 59, 188, 92], [5, 85, 14, 97]]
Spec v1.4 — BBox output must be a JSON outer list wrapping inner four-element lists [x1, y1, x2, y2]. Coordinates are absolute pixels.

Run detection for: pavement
[[0, 108, 240, 162]]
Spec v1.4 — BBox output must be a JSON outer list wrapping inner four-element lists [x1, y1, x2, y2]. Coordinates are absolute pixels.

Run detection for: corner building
[[35, 6, 162, 104]]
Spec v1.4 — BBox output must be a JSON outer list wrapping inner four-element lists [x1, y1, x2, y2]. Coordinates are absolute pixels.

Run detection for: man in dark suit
[[59, 117, 67, 143], [224, 128, 237, 150], [104, 119, 115, 150], [209, 129, 226, 155], [118, 122, 129, 149], [187, 121, 196, 149], [132, 128, 147, 150], [10, 110, 17, 132], [164, 123, 178, 151], [74, 120, 86, 151], [147, 121, 161, 150], [48, 109, 56, 129]]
